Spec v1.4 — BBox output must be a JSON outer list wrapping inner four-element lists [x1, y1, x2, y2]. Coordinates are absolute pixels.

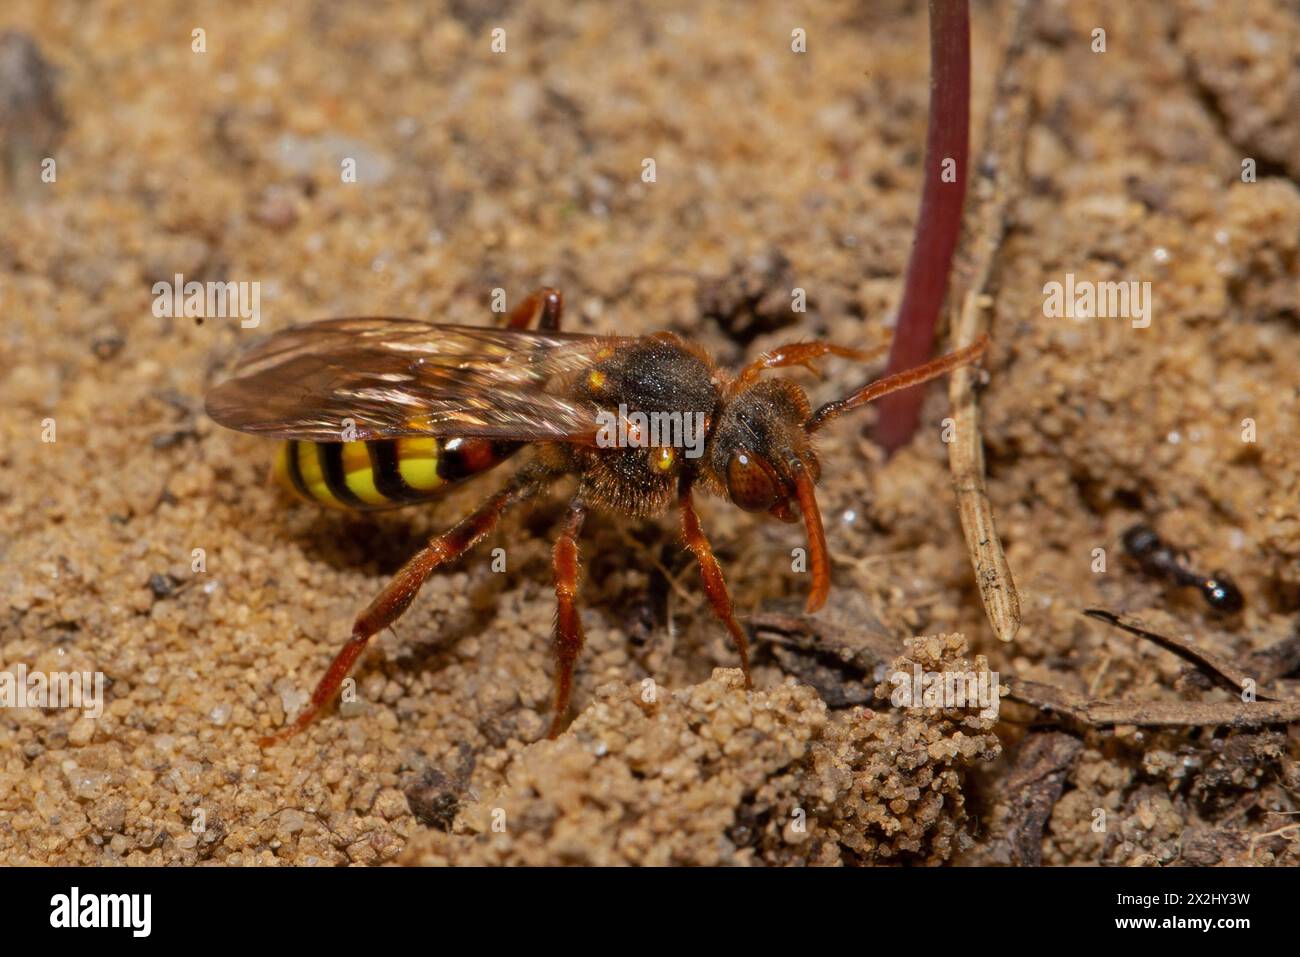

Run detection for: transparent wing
[[205, 318, 627, 442]]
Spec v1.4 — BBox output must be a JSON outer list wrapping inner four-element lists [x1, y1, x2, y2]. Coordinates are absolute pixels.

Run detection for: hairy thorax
[[559, 333, 723, 517]]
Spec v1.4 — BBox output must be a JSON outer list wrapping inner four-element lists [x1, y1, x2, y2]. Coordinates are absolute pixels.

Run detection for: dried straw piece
[[945, 0, 1034, 643], [1007, 679, 1300, 729], [1084, 609, 1279, 701], [1005, 609, 1300, 729]]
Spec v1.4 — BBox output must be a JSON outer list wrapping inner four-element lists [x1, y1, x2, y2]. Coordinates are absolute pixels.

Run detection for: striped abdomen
[[273, 437, 519, 510]]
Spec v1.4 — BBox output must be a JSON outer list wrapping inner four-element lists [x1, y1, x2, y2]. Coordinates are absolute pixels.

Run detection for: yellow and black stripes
[[273, 437, 519, 510]]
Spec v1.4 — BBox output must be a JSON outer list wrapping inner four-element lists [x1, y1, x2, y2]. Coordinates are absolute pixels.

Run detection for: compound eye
[[726, 452, 780, 512]]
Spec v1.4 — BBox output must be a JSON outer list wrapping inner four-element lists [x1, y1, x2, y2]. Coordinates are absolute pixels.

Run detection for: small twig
[[945, 0, 1034, 643], [1248, 823, 1300, 864], [1006, 678, 1300, 729], [1087, 653, 1112, 697], [1004, 609, 1300, 728], [1084, 609, 1278, 701], [750, 610, 901, 674]]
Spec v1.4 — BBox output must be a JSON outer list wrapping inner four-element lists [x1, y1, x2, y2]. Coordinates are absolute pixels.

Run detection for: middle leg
[[547, 497, 588, 738]]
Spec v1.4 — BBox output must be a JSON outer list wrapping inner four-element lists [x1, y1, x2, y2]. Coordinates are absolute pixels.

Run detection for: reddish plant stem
[[874, 0, 971, 453]]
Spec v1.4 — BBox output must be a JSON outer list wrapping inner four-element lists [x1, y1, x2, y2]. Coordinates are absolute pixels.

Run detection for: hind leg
[[261, 469, 551, 745], [547, 498, 588, 738]]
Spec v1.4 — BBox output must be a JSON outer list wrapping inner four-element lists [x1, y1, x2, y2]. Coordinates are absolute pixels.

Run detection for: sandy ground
[[1, 0, 1298, 866]]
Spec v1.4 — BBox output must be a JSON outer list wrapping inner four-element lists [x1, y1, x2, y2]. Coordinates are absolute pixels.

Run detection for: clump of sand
[[806, 634, 1003, 865], [405, 634, 1001, 865]]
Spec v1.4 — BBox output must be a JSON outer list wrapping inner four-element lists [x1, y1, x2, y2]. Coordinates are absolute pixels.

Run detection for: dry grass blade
[[1006, 679, 1300, 729], [1084, 608, 1278, 700], [945, 0, 1033, 643], [1005, 609, 1300, 729]]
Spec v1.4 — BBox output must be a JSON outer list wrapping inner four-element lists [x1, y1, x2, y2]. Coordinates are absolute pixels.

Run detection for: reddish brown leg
[[791, 465, 830, 613], [505, 287, 564, 331], [732, 340, 889, 391], [547, 499, 588, 738], [806, 333, 989, 432], [260, 471, 549, 746], [678, 479, 752, 688]]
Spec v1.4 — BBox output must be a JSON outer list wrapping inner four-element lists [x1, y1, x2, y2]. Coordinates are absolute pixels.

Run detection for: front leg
[[547, 498, 588, 738], [678, 478, 752, 688], [731, 340, 888, 391]]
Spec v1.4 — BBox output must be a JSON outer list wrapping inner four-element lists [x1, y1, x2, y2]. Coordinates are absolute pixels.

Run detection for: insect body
[[273, 436, 519, 509], [206, 288, 988, 743], [1121, 523, 1244, 614]]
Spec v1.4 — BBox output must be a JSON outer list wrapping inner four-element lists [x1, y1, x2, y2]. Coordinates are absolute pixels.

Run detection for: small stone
[[374, 788, 410, 821], [67, 718, 95, 747]]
